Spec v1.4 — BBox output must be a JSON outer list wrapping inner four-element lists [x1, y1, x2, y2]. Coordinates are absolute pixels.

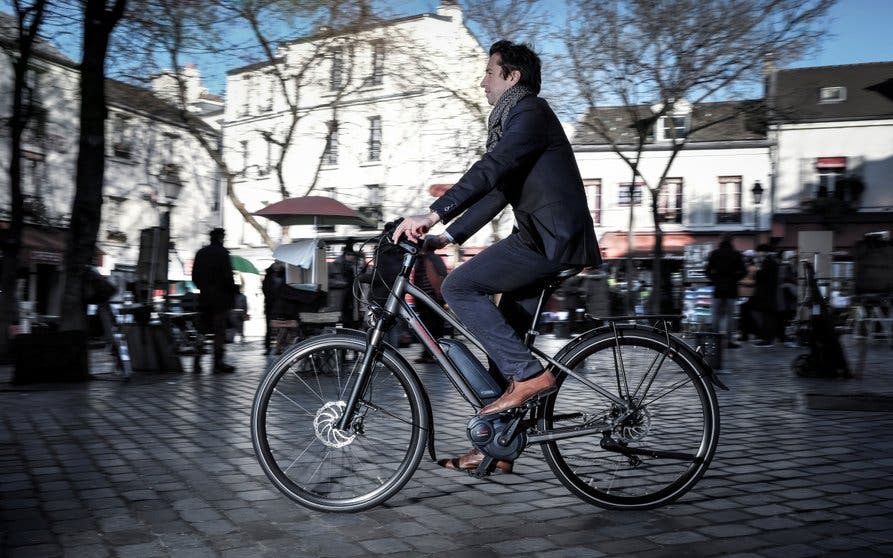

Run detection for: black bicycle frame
[[337, 247, 631, 433]]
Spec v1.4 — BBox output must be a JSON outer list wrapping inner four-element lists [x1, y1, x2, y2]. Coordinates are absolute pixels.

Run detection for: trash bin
[[694, 332, 723, 370]]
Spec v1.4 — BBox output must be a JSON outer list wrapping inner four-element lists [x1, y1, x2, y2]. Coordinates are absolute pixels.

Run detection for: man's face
[[480, 53, 519, 106]]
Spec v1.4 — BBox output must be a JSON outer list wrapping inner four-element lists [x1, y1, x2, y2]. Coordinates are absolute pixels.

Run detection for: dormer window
[[818, 86, 846, 103], [660, 115, 688, 141]]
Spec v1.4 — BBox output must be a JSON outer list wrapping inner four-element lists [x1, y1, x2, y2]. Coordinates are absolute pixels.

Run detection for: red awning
[[815, 156, 847, 169], [598, 231, 735, 259]]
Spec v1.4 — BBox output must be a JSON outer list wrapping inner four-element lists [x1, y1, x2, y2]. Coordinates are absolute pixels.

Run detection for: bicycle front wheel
[[251, 333, 428, 512], [540, 328, 720, 510]]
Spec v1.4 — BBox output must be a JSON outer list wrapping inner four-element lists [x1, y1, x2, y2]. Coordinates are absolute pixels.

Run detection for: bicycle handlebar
[[382, 218, 421, 255]]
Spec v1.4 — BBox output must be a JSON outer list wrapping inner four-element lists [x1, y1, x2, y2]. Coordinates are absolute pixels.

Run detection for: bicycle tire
[[539, 327, 720, 510], [251, 333, 428, 512]]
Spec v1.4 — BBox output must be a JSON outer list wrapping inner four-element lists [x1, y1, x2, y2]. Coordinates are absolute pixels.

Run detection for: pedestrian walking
[[229, 284, 249, 343]]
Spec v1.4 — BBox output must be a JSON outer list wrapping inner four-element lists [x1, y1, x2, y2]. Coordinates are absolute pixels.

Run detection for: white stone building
[[768, 61, 893, 280], [573, 100, 772, 261], [0, 14, 219, 316], [221, 1, 490, 250]]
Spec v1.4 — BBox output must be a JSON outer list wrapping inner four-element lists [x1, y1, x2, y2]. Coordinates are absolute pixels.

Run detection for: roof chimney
[[437, 0, 462, 24]]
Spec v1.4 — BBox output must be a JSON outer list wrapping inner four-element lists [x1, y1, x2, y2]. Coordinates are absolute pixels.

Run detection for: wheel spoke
[[252, 334, 426, 512], [539, 329, 719, 510]]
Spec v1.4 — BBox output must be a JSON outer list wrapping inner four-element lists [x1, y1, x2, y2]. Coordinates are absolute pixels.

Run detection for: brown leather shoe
[[478, 370, 557, 415], [437, 448, 513, 474]]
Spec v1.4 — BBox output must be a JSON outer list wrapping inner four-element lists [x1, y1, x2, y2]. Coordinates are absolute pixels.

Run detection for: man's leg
[[212, 311, 233, 372], [441, 234, 565, 382]]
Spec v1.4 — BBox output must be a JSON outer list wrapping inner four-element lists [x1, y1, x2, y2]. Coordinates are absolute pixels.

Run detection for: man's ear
[[509, 70, 521, 85]]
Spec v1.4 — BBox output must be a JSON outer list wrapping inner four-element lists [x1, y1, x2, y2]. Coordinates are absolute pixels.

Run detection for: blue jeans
[[441, 234, 566, 381]]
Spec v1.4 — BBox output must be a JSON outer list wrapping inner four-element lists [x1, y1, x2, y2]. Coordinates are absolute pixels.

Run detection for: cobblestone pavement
[[2, 333, 892, 557]]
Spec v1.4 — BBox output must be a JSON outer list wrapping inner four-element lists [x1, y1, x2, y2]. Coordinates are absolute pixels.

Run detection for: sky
[[788, 0, 893, 68], [15, 0, 893, 97]]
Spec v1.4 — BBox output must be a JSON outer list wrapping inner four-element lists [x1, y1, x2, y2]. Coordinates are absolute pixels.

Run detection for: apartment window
[[22, 151, 45, 197], [584, 179, 602, 224], [658, 178, 683, 224], [25, 65, 43, 108], [262, 72, 274, 112], [355, 184, 383, 229], [240, 140, 248, 174], [259, 136, 271, 176], [368, 116, 382, 161], [23, 106, 47, 148], [330, 47, 344, 91], [323, 122, 338, 166], [618, 182, 644, 206], [241, 75, 252, 115], [370, 41, 384, 86], [716, 176, 742, 224], [818, 86, 846, 104], [111, 114, 133, 158], [660, 115, 687, 141]]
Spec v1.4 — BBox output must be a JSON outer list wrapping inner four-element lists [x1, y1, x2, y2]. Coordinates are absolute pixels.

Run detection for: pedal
[[469, 455, 496, 479]]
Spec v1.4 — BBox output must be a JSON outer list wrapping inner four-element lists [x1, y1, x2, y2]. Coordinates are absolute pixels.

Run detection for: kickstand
[[470, 455, 497, 479]]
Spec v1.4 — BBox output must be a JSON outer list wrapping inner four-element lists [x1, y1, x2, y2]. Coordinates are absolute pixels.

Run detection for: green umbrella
[[230, 255, 260, 274]]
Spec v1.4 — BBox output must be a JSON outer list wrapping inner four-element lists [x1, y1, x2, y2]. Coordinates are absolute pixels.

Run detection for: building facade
[[221, 2, 490, 251], [768, 61, 893, 280], [573, 100, 772, 264], [0, 16, 219, 317]]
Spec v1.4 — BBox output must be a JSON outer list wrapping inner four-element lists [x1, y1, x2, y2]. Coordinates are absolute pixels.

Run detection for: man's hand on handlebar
[[391, 211, 441, 243]]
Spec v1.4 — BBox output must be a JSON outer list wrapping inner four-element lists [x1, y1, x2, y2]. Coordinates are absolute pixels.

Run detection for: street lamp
[[751, 180, 764, 248]]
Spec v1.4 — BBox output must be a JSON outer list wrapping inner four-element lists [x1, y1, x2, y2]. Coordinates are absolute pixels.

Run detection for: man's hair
[[489, 40, 541, 94], [210, 227, 225, 242]]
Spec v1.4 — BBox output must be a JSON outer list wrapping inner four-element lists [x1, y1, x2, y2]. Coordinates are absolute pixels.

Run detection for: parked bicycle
[[251, 225, 726, 512]]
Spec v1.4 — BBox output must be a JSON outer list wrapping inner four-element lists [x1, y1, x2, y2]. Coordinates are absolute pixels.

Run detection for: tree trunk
[[60, 0, 126, 331], [1, 1, 49, 358]]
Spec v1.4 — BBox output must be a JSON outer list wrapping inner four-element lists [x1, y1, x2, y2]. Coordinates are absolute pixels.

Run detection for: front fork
[[335, 313, 391, 432]]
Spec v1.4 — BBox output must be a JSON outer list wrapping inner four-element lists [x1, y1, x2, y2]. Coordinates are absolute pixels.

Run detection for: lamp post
[[147, 174, 183, 303], [751, 180, 764, 249]]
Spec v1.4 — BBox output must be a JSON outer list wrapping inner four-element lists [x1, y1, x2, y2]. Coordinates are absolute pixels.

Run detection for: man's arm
[[430, 101, 548, 224], [445, 187, 509, 245]]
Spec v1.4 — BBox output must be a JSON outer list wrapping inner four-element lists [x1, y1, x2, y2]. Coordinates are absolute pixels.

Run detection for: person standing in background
[[192, 228, 236, 373], [704, 235, 747, 348], [262, 262, 285, 355]]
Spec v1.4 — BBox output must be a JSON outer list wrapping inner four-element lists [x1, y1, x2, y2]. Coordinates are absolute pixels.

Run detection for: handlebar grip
[[382, 218, 421, 254]]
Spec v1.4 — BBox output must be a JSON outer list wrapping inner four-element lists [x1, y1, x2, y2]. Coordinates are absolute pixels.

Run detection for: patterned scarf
[[486, 84, 535, 152]]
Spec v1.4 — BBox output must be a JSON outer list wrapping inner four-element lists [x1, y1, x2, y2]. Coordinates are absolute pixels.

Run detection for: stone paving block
[[760, 543, 827, 558], [114, 541, 168, 557], [358, 536, 414, 554], [63, 543, 110, 557]]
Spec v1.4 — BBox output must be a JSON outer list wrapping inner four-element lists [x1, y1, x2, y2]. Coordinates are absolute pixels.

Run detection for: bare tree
[[119, 0, 382, 248], [59, 0, 127, 331], [0, 0, 48, 356], [563, 0, 833, 312]]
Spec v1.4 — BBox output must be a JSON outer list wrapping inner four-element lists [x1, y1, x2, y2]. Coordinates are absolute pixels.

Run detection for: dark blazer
[[192, 242, 236, 313], [704, 244, 747, 299], [429, 96, 600, 267]]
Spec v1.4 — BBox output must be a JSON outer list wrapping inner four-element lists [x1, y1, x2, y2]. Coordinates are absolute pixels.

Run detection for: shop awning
[[598, 231, 730, 259], [0, 224, 66, 265]]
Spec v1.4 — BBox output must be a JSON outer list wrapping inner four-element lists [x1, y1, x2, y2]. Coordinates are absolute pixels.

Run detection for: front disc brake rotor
[[314, 401, 357, 448]]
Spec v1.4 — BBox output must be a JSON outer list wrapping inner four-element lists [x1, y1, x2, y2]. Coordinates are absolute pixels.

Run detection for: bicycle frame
[[338, 245, 630, 433]]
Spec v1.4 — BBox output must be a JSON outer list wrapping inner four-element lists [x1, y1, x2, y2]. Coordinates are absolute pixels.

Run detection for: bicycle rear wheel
[[540, 328, 719, 510], [251, 333, 428, 512]]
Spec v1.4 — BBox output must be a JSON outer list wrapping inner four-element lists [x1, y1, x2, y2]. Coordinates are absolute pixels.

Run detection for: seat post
[[524, 287, 550, 346]]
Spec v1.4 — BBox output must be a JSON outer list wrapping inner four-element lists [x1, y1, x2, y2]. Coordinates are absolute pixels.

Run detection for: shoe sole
[[480, 386, 558, 417]]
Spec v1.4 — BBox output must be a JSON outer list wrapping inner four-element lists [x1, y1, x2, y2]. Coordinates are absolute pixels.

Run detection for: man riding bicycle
[[393, 40, 601, 472]]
